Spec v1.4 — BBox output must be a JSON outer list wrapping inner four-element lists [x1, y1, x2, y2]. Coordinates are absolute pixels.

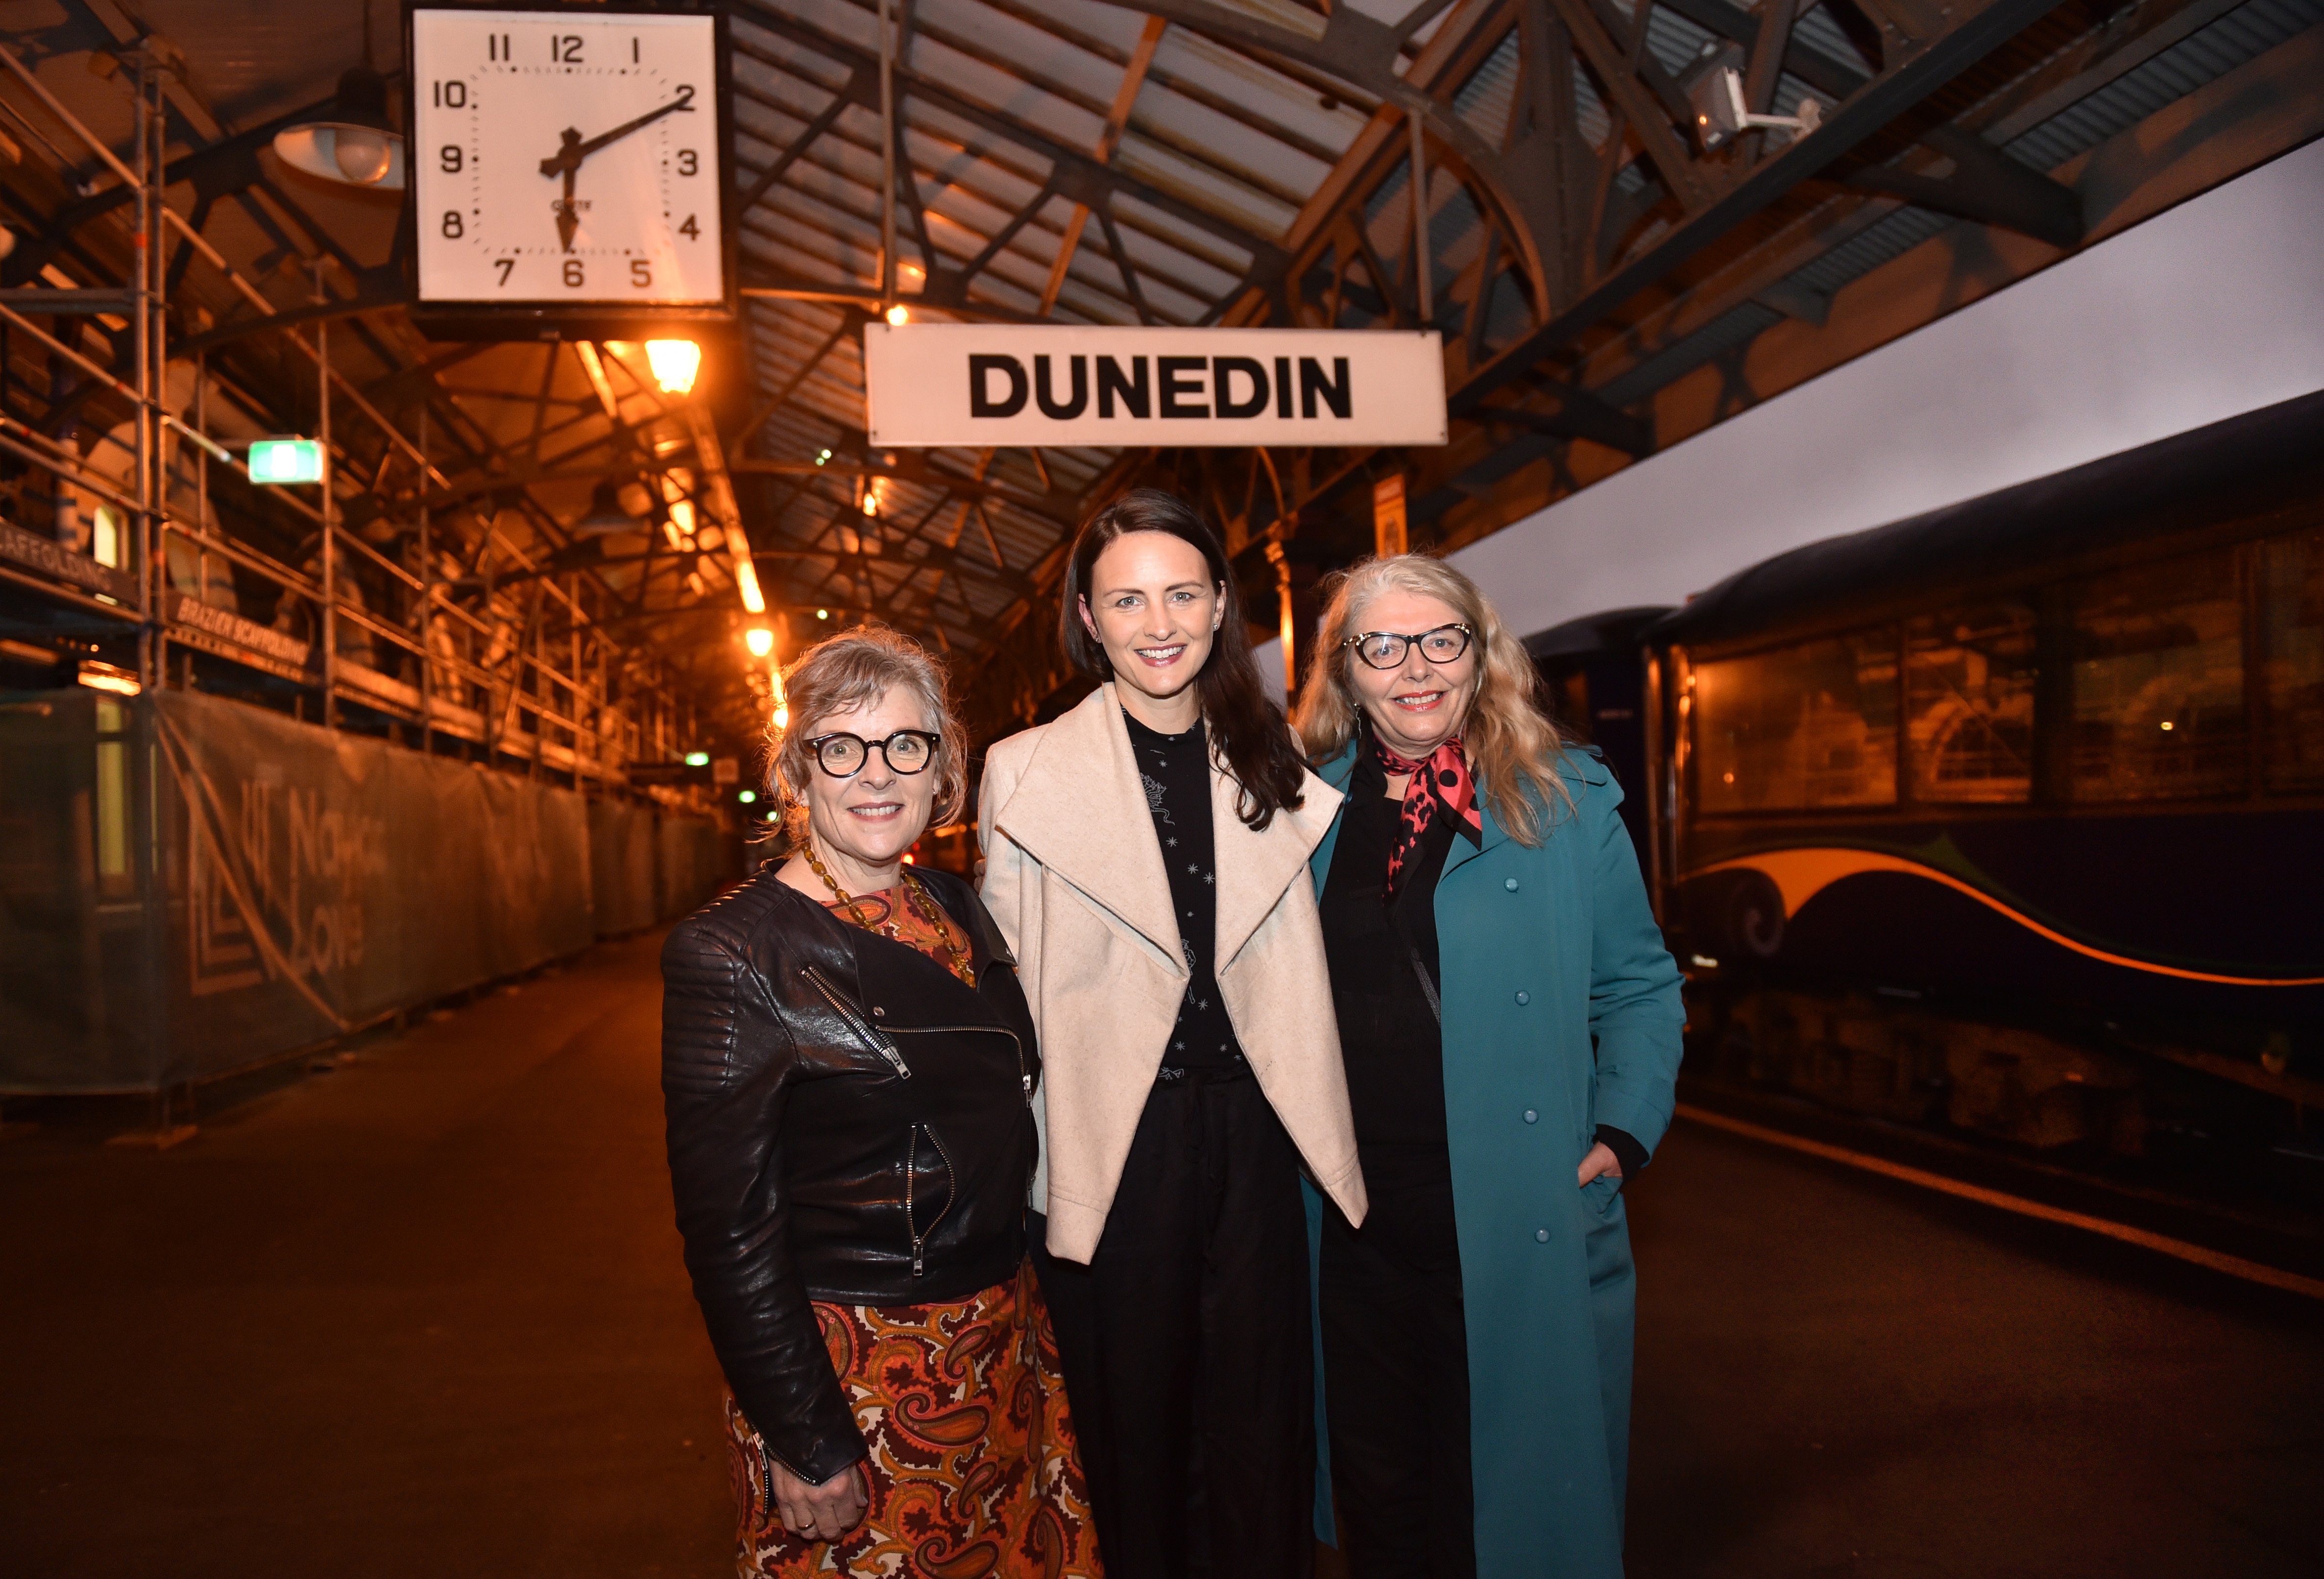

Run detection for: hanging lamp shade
[[575, 479, 643, 535], [273, 68, 406, 190]]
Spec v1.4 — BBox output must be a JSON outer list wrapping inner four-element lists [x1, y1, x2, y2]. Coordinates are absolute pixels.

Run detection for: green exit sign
[[248, 438, 324, 485]]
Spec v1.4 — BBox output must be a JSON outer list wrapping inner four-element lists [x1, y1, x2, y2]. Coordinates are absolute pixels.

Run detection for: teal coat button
[[1515, 990, 1530, 1005], [1523, 1109, 1537, 1124], [1534, 1228, 1549, 1243], [1504, 877, 1519, 891]]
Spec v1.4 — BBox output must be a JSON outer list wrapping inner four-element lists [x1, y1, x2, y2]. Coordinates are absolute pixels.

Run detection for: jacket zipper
[[903, 1123, 957, 1277], [801, 965, 911, 1079], [888, 1022, 1032, 1106]]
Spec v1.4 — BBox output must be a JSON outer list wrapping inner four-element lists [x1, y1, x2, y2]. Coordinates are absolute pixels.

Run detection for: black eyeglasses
[[1343, 624, 1475, 670], [804, 730, 941, 778]]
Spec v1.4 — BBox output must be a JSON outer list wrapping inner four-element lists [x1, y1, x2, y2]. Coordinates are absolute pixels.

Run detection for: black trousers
[[1318, 1167, 1476, 1579], [1034, 1065, 1314, 1579]]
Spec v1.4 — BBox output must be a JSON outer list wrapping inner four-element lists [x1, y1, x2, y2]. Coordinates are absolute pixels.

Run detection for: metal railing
[[0, 39, 692, 785]]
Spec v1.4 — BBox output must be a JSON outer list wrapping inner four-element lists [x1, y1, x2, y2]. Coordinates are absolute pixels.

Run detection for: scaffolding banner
[[0, 687, 725, 1094]]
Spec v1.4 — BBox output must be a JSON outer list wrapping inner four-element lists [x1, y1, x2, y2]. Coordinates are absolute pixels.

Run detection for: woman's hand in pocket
[[1576, 1141, 1623, 1189], [771, 1457, 869, 1542]]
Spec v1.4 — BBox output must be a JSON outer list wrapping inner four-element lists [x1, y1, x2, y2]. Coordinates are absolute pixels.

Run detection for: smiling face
[[1079, 530, 1224, 721], [1347, 586, 1481, 759], [800, 685, 938, 886]]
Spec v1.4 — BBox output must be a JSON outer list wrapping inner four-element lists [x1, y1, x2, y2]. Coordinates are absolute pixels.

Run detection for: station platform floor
[[4, 929, 2319, 1577]]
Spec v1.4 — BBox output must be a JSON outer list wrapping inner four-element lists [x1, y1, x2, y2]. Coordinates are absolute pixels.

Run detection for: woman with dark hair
[[978, 488, 1367, 1579]]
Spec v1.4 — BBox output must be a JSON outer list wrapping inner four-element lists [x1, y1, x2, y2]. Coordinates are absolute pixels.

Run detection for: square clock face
[[409, 7, 726, 307]]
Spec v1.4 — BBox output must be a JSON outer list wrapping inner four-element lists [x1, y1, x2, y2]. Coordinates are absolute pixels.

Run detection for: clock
[[404, 3, 732, 334]]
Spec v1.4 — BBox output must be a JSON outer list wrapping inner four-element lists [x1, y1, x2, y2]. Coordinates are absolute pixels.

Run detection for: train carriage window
[[1906, 605, 2036, 803], [2070, 550, 2245, 801], [2261, 529, 2324, 794], [1695, 632, 1897, 813]]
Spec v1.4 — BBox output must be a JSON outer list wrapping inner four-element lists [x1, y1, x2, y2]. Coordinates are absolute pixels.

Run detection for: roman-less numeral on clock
[[409, 7, 726, 309]]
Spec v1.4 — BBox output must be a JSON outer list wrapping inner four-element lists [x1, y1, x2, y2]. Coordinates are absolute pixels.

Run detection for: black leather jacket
[[660, 866, 1039, 1483]]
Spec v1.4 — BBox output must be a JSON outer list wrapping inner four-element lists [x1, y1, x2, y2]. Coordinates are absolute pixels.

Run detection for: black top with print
[[1124, 709, 1241, 1068]]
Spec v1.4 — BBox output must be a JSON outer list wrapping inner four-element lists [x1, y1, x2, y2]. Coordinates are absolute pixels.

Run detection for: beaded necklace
[[802, 840, 977, 988]]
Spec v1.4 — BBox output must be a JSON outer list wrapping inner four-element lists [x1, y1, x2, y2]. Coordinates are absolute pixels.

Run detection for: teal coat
[[1305, 743, 1685, 1576]]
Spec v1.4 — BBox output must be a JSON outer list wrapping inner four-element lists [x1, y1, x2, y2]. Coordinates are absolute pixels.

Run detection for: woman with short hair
[[1290, 554, 1684, 1579], [661, 626, 1100, 1578], [979, 488, 1365, 1579]]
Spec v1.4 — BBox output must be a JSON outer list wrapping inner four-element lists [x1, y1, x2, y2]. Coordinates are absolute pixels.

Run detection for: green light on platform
[[737, 790, 757, 804], [248, 437, 324, 485], [684, 750, 710, 767]]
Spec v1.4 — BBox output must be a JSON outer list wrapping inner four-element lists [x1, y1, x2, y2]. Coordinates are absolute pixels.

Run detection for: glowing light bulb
[[773, 705, 790, 730], [816, 608, 829, 621], [332, 126, 393, 184], [738, 790, 757, 804], [646, 339, 702, 395], [885, 303, 910, 326], [745, 626, 774, 657], [861, 492, 878, 518]]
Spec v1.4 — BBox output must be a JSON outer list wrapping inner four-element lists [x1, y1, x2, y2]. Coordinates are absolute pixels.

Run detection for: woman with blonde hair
[[661, 626, 1099, 1578], [1289, 554, 1683, 1579]]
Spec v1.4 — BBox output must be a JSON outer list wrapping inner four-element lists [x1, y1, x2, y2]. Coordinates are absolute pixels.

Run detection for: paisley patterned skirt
[[724, 1258, 1102, 1578]]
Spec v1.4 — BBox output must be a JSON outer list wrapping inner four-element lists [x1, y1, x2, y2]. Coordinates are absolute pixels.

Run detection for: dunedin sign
[[863, 324, 1447, 449]]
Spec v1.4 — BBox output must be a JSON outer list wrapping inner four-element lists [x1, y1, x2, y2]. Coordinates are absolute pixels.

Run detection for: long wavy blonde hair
[[1291, 553, 1572, 845]]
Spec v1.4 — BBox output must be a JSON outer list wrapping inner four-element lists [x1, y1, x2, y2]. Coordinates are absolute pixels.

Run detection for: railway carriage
[[1535, 392, 2324, 1178]]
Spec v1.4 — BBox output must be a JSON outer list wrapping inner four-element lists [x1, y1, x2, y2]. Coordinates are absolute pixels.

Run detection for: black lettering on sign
[[1274, 357, 1293, 418], [1212, 357, 1268, 419], [1097, 356, 1148, 419], [1159, 357, 1208, 418], [969, 354, 1028, 418], [1035, 355, 1087, 419], [1300, 356, 1352, 420]]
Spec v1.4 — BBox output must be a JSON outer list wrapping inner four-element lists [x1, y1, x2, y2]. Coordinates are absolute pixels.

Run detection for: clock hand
[[536, 93, 694, 181], [538, 96, 693, 253], [546, 128, 582, 252]]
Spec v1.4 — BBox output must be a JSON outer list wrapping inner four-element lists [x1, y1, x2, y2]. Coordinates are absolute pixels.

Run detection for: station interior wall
[[1259, 136, 2324, 692], [0, 689, 723, 1095]]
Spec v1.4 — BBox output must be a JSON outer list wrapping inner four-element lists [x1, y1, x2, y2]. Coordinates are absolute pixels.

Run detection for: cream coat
[[978, 683, 1367, 1263]]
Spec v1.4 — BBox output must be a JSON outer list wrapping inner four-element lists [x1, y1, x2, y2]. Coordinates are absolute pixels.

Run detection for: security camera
[[1689, 66, 1823, 152]]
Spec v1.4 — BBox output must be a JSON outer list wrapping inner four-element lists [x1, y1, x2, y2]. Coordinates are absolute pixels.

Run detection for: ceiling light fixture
[[273, 68, 406, 189], [744, 626, 775, 657], [574, 478, 641, 535], [884, 303, 910, 326], [646, 339, 702, 396]]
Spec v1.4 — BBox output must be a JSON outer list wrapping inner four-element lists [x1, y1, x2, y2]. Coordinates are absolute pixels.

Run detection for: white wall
[[1259, 134, 2324, 692]]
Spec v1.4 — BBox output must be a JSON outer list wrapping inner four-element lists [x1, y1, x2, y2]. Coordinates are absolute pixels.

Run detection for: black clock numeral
[[631, 38, 640, 63], [495, 259, 515, 287], [563, 259, 585, 287], [487, 32, 510, 61], [441, 210, 464, 239], [630, 259, 653, 287], [678, 214, 700, 241], [551, 33, 583, 63], [674, 84, 695, 107], [432, 80, 467, 109], [439, 144, 462, 173], [676, 150, 698, 177]]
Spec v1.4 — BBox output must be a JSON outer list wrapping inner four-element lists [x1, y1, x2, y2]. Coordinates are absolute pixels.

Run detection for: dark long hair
[[1059, 488, 1306, 830]]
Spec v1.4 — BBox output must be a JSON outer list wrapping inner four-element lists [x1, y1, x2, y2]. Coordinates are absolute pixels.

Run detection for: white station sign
[[863, 324, 1448, 449]]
